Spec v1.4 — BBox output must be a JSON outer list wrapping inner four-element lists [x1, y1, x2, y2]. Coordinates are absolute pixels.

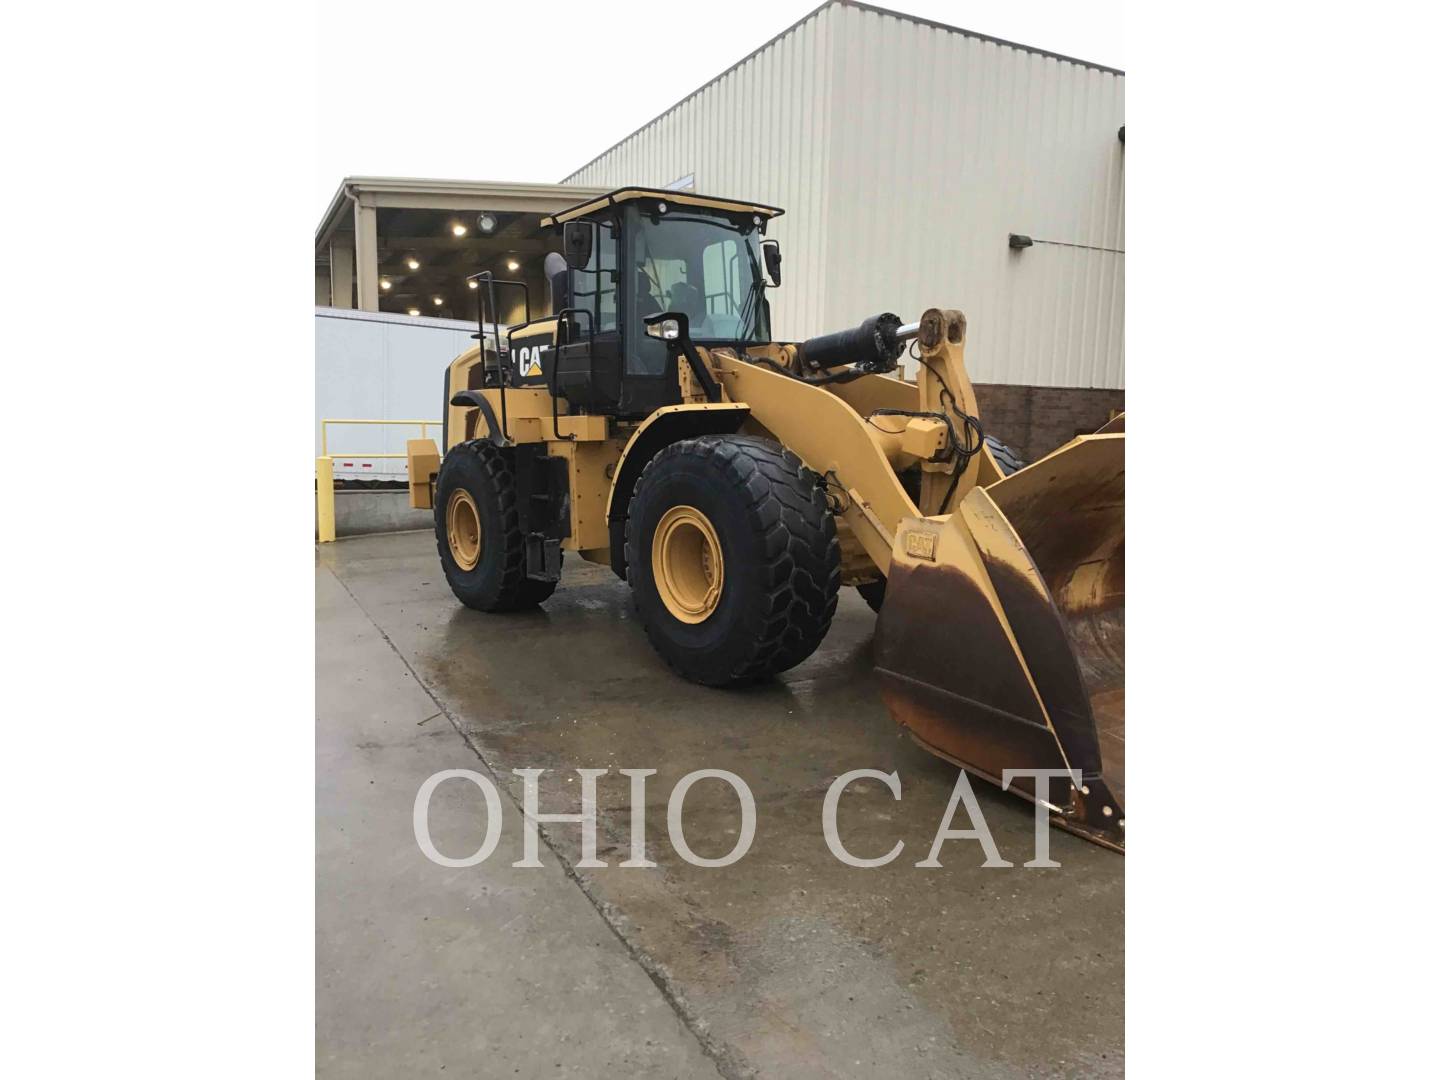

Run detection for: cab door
[[554, 213, 626, 413]]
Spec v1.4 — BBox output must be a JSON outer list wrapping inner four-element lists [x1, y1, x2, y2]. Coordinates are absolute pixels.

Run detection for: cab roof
[[540, 187, 784, 228]]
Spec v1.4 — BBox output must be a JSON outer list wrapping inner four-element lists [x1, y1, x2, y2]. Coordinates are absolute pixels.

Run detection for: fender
[[449, 390, 510, 447], [605, 403, 750, 579]]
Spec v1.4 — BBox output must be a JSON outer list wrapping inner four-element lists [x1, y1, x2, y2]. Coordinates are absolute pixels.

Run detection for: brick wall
[[972, 384, 1126, 463]]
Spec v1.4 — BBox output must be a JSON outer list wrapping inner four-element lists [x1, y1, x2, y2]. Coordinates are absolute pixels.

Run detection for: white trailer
[[314, 307, 491, 482]]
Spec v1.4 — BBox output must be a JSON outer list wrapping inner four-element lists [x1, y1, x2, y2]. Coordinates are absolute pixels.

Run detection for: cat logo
[[517, 345, 546, 378]]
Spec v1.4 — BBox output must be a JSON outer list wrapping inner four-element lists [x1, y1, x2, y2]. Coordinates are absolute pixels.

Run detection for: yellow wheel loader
[[406, 189, 1125, 851]]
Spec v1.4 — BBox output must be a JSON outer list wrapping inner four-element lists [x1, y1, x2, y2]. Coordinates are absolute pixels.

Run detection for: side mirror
[[761, 239, 782, 287], [563, 220, 594, 270], [644, 311, 690, 342]]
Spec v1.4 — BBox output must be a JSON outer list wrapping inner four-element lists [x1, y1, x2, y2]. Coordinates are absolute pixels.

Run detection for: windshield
[[631, 212, 769, 342]]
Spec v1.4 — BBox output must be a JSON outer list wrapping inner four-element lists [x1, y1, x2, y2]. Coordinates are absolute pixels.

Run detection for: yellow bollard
[[316, 456, 336, 543]]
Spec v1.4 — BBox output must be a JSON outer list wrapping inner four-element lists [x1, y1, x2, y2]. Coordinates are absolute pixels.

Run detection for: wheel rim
[[446, 488, 482, 571], [652, 505, 724, 624]]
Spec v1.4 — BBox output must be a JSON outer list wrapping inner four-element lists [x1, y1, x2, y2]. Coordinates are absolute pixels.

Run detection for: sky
[[314, 0, 1123, 221]]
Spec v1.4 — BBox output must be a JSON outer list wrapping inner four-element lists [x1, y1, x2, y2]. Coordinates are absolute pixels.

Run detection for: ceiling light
[[407, 307, 420, 317], [406, 257, 420, 270], [379, 278, 391, 290], [432, 296, 444, 306], [478, 213, 497, 234], [506, 259, 520, 272], [467, 279, 479, 289], [452, 223, 468, 237]]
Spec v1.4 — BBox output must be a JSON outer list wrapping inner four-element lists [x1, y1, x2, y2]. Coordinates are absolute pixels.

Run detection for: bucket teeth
[[875, 432, 1125, 851]]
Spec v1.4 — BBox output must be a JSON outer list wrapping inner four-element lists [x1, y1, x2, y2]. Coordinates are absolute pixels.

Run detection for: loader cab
[[544, 189, 784, 419]]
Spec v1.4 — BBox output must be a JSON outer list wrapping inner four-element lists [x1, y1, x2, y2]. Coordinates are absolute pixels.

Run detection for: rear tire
[[625, 435, 840, 686], [434, 440, 559, 612]]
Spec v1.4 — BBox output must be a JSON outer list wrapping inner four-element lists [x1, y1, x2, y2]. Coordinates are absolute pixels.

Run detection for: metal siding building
[[565, 0, 1124, 392]]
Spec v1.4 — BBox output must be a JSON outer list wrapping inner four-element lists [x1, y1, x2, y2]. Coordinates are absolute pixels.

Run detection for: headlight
[[646, 318, 681, 340]]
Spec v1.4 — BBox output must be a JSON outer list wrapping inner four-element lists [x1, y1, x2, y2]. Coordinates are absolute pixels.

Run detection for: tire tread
[[984, 434, 1027, 477], [625, 435, 840, 684], [435, 440, 557, 611]]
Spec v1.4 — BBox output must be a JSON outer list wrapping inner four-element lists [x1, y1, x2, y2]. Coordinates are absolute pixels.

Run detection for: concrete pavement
[[317, 565, 721, 1078], [317, 531, 1123, 1078]]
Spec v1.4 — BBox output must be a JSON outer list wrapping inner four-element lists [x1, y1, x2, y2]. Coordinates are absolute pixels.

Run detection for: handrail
[[317, 418, 440, 543], [320, 417, 438, 457]]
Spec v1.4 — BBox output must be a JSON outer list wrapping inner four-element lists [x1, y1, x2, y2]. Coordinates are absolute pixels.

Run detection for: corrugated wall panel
[[565, 0, 1123, 389], [823, 4, 1124, 387]]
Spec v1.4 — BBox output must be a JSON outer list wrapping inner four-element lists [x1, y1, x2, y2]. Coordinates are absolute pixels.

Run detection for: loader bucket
[[874, 432, 1125, 851]]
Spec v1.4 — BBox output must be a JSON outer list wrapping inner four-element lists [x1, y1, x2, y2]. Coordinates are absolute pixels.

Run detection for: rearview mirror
[[761, 238, 782, 287], [563, 221, 594, 270]]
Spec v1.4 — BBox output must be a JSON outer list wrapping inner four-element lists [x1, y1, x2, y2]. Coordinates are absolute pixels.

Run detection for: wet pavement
[[317, 530, 1123, 1078]]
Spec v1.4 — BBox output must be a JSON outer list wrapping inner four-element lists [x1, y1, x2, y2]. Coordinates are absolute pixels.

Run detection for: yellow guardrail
[[317, 418, 440, 543]]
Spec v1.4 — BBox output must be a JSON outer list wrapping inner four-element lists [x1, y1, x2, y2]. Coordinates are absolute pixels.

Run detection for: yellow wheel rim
[[652, 505, 724, 624], [446, 488, 482, 571]]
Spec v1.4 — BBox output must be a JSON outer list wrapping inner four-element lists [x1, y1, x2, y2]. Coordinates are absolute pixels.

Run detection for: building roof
[[561, 0, 1124, 183], [315, 176, 609, 249], [539, 188, 785, 228]]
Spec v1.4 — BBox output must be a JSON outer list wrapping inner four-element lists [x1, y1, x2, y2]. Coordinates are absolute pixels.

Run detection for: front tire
[[434, 440, 558, 611], [625, 436, 840, 686], [984, 435, 1027, 477]]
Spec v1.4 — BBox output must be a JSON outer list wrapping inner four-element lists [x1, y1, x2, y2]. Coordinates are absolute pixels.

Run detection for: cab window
[[631, 211, 767, 345], [571, 218, 618, 334]]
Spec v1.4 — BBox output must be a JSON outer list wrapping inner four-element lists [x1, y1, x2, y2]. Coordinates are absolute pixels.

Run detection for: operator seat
[[669, 280, 705, 327]]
